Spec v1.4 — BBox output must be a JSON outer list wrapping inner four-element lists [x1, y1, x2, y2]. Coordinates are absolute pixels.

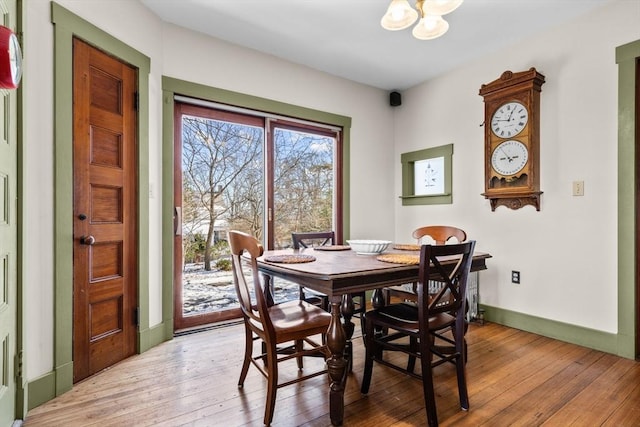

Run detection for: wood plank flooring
[[24, 321, 640, 426]]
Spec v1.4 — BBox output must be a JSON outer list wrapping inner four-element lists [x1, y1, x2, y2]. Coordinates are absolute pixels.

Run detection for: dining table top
[[255, 245, 491, 297]]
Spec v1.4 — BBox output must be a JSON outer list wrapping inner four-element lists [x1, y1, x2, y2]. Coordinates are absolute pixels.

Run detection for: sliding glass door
[[270, 121, 338, 249], [174, 101, 342, 330]]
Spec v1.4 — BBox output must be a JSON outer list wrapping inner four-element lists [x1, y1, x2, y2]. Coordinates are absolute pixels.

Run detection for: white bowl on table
[[346, 239, 392, 255]]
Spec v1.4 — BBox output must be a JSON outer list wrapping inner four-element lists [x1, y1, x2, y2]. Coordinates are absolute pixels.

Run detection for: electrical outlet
[[511, 270, 520, 284], [572, 181, 584, 196]]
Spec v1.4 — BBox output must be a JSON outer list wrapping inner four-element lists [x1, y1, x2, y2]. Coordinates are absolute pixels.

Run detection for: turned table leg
[[260, 273, 275, 307], [340, 294, 355, 373], [326, 296, 347, 426]]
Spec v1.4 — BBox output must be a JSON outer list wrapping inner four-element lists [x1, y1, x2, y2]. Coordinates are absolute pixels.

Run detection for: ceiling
[[140, 0, 610, 91]]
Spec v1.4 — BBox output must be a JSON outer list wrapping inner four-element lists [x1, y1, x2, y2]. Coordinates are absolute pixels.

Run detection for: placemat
[[264, 254, 316, 264], [393, 244, 421, 251], [377, 253, 420, 265], [313, 245, 352, 251]]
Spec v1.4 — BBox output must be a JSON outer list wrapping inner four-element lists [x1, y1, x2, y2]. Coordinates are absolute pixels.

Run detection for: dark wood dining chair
[[385, 225, 467, 304], [228, 230, 331, 426], [361, 240, 476, 427]]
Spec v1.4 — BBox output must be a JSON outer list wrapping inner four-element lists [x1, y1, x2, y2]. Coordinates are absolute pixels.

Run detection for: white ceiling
[[140, 0, 610, 91]]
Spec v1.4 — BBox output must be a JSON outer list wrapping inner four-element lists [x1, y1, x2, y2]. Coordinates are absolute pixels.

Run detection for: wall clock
[[0, 25, 22, 89], [479, 68, 545, 211]]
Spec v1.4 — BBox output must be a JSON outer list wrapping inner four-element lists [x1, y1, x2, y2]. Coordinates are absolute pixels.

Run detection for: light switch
[[572, 181, 584, 196]]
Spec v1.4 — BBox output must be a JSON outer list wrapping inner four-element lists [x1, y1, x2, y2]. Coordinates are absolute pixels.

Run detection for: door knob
[[80, 235, 96, 245]]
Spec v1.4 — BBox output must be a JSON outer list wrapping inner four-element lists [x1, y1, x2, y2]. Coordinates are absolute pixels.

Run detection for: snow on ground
[[182, 263, 300, 315]]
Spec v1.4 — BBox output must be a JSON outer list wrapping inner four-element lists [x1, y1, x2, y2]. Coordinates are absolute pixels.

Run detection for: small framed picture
[[414, 156, 445, 196], [400, 143, 453, 205]]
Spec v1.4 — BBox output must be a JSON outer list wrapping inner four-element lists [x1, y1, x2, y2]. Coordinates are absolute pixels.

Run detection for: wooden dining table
[[256, 246, 491, 426]]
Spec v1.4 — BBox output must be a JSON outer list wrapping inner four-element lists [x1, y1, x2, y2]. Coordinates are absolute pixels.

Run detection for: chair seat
[[366, 302, 456, 334], [268, 300, 332, 341]]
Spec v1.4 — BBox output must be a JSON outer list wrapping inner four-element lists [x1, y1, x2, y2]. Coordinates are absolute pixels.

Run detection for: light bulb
[[381, 0, 419, 31], [412, 15, 449, 40]]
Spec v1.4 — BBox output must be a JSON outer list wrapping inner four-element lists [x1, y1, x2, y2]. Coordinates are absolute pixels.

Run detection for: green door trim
[[16, 0, 26, 419], [615, 38, 640, 359], [28, 2, 151, 409]]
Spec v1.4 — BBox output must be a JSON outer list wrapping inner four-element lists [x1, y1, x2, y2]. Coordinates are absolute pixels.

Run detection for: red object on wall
[[0, 25, 22, 89]]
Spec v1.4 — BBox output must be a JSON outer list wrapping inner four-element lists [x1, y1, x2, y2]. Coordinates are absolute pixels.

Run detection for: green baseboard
[[139, 320, 173, 352], [27, 360, 73, 411], [27, 371, 56, 411], [481, 304, 622, 357]]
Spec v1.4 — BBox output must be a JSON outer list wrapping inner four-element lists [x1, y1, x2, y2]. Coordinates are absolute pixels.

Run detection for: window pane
[[181, 114, 264, 316], [273, 127, 335, 249]]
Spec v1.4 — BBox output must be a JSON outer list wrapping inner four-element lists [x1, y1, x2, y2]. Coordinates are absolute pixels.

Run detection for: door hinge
[[133, 307, 139, 326], [14, 350, 23, 380], [134, 91, 139, 111]]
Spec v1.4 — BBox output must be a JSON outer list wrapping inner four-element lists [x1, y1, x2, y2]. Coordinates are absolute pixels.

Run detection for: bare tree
[[273, 129, 333, 247], [182, 116, 263, 270], [182, 117, 335, 265], [226, 160, 264, 240]]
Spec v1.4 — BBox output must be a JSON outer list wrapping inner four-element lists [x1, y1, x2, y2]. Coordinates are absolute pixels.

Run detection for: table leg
[[326, 296, 346, 426], [370, 289, 388, 341], [261, 273, 275, 307], [340, 294, 355, 373], [371, 288, 385, 309]]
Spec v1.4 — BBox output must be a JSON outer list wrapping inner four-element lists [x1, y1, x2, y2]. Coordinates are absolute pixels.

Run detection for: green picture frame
[[400, 143, 453, 205]]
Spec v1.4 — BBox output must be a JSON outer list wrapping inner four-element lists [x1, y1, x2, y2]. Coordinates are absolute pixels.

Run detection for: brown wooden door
[[72, 38, 138, 382]]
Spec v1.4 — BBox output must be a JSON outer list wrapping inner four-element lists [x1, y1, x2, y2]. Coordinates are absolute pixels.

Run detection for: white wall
[[22, 0, 640, 383], [23, 0, 394, 381], [394, 0, 640, 333]]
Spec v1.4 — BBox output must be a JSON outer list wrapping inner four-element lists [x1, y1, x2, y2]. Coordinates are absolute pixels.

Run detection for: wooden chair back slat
[[291, 231, 335, 249], [412, 225, 467, 245]]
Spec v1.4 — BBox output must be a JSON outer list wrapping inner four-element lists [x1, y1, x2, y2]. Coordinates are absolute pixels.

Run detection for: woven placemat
[[377, 253, 420, 265], [264, 254, 316, 264], [393, 244, 421, 251], [313, 245, 352, 251]]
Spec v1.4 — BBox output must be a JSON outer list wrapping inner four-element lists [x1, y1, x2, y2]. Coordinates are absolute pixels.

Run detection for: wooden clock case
[[479, 68, 545, 211]]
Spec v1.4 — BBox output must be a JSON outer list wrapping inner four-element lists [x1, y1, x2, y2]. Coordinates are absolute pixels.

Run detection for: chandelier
[[380, 0, 463, 40]]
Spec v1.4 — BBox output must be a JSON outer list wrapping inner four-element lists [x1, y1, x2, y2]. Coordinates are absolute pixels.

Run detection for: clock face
[[9, 32, 22, 85], [491, 101, 529, 138], [491, 140, 529, 176]]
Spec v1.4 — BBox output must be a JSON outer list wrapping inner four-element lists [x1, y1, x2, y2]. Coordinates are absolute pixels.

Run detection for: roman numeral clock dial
[[479, 68, 545, 211], [490, 101, 529, 138]]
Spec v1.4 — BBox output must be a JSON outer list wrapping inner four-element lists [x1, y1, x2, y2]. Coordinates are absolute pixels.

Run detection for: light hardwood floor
[[24, 321, 640, 426]]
